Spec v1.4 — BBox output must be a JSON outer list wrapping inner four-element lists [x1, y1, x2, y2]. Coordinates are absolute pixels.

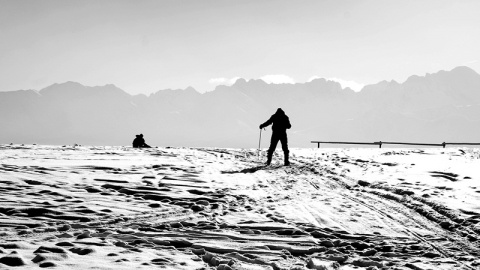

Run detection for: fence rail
[[311, 141, 480, 148]]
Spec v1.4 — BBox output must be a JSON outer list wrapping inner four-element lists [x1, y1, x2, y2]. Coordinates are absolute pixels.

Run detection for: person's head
[[275, 108, 285, 115], [136, 134, 140, 138], [140, 134, 144, 138]]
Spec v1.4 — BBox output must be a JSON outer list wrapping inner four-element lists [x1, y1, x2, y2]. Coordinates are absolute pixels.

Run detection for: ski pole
[[258, 128, 262, 159]]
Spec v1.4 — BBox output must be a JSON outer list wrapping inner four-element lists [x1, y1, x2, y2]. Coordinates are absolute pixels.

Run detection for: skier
[[259, 108, 291, 166]]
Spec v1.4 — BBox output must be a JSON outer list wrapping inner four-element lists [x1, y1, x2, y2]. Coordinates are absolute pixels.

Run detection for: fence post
[[317, 142, 320, 148]]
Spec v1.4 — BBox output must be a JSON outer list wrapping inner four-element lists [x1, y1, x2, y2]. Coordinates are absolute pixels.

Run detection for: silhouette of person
[[132, 134, 151, 148], [259, 108, 291, 166]]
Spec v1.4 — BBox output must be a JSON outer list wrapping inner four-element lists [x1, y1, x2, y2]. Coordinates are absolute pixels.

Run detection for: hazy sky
[[1, 0, 479, 94]]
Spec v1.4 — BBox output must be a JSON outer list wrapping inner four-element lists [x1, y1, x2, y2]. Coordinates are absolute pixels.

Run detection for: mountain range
[[1, 66, 480, 148]]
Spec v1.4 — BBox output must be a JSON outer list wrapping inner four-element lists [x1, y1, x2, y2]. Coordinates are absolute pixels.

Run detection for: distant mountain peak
[[404, 74, 423, 83], [308, 78, 327, 83], [37, 81, 132, 99], [450, 65, 478, 75], [56, 81, 85, 87], [103, 83, 119, 88], [184, 86, 198, 93], [401, 66, 477, 85], [233, 78, 248, 85], [40, 81, 84, 95]]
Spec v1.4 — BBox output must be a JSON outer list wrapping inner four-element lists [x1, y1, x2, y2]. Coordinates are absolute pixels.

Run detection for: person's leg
[[267, 133, 280, 165], [280, 133, 289, 165]]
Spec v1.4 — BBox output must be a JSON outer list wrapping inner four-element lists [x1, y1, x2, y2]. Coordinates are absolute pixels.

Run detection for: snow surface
[[0, 144, 479, 269]]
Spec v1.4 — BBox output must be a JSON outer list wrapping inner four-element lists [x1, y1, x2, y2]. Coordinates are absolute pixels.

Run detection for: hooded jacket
[[260, 108, 291, 132]]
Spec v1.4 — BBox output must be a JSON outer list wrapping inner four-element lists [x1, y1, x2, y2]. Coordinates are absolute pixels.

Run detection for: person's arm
[[286, 116, 291, 129], [259, 116, 274, 129]]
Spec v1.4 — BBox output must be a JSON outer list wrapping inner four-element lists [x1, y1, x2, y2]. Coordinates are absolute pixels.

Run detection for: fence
[[310, 141, 480, 148]]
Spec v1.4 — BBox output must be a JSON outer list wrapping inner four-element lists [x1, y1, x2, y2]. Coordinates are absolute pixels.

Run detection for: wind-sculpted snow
[[0, 145, 479, 269]]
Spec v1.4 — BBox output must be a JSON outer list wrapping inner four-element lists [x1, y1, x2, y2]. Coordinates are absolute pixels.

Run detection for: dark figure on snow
[[132, 134, 151, 148], [259, 108, 291, 166]]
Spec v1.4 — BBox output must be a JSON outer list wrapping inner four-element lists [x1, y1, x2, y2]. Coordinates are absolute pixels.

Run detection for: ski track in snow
[[0, 144, 479, 269]]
